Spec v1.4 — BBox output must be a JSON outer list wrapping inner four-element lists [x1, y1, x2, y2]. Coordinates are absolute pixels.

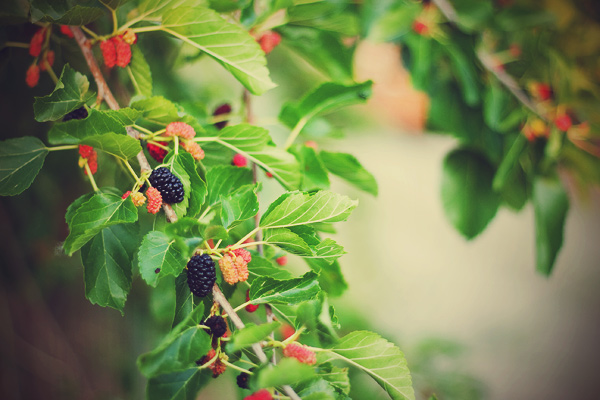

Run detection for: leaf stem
[[83, 162, 99, 192], [221, 359, 253, 375], [132, 124, 155, 136], [197, 205, 212, 222], [130, 25, 163, 34], [235, 227, 261, 248], [80, 25, 99, 40], [5, 41, 29, 49], [124, 160, 140, 184], [47, 145, 78, 152], [44, 62, 59, 84], [232, 300, 253, 313], [283, 116, 308, 150], [111, 9, 119, 35]]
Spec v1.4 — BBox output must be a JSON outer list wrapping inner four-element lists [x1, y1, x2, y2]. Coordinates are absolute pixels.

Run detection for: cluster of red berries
[[100, 30, 136, 69], [282, 342, 317, 365], [78, 145, 98, 175], [122, 186, 163, 214], [523, 82, 588, 141], [146, 122, 205, 162]]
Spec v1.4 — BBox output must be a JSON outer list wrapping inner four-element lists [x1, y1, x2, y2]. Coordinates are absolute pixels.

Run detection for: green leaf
[[80, 223, 138, 313], [30, 0, 104, 25], [248, 255, 294, 281], [48, 108, 140, 145], [217, 124, 301, 189], [279, 26, 354, 82], [249, 271, 320, 305], [173, 272, 198, 328], [138, 327, 211, 377], [263, 228, 314, 257], [34, 65, 93, 122], [492, 135, 527, 192], [320, 151, 378, 196], [305, 258, 347, 297], [260, 190, 357, 229], [146, 369, 209, 400], [484, 82, 522, 133], [441, 149, 500, 239], [445, 41, 480, 107], [206, 165, 253, 206], [220, 184, 259, 229], [131, 96, 179, 125], [319, 331, 415, 400], [295, 146, 330, 192], [280, 81, 372, 129], [138, 302, 211, 377], [170, 152, 206, 218], [78, 132, 142, 160], [136, 0, 207, 21], [64, 193, 138, 255], [317, 363, 350, 395], [0, 137, 48, 196], [138, 231, 188, 287], [297, 378, 339, 400], [256, 358, 316, 389], [128, 45, 153, 98], [533, 178, 569, 276], [226, 322, 280, 353], [287, 2, 358, 36], [162, 6, 275, 95]]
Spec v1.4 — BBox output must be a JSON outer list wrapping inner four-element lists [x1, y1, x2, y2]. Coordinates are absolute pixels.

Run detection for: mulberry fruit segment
[[148, 167, 184, 204], [187, 254, 216, 297]]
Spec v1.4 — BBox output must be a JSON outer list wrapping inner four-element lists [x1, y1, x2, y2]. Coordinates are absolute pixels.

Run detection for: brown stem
[[431, 0, 547, 120], [71, 27, 294, 394]]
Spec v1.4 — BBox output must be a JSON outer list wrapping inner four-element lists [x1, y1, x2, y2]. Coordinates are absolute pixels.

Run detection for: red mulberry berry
[[79, 145, 95, 159], [25, 64, 40, 88], [245, 289, 259, 313], [182, 140, 205, 160], [29, 28, 45, 57], [147, 141, 168, 162], [213, 103, 231, 130], [528, 82, 553, 101], [257, 31, 281, 54], [146, 187, 162, 214], [122, 191, 132, 199], [100, 40, 117, 68], [232, 154, 247, 167], [283, 343, 317, 365], [304, 140, 318, 150], [39, 50, 55, 71], [114, 37, 132, 68], [60, 25, 74, 38], [85, 152, 98, 175], [166, 121, 196, 139], [555, 112, 572, 132], [412, 20, 429, 36], [122, 29, 137, 45], [266, 171, 273, 178], [232, 248, 251, 263], [276, 255, 287, 266], [280, 324, 295, 340], [244, 389, 273, 400]]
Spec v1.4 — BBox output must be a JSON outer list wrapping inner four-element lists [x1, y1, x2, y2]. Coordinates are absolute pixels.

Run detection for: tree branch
[[72, 28, 299, 399], [431, 0, 547, 120]]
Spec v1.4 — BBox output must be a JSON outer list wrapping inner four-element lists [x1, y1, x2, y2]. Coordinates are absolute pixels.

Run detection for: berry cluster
[[122, 191, 146, 207], [148, 167, 184, 204], [245, 289, 259, 313], [232, 153, 247, 167], [26, 27, 56, 88], [63, 107, 89, 121], [200, 349, 227, 378], [78, 144, 97, 175], [145, 187, 162, 214], [257, 31, 281, 54], [100, 31, 136, 69], [218, 248, 251, 285], [213, 103, 231, 130], [186, 254, 216, 297], [166, 121, 196, 139], [146, 141, 168, 162]]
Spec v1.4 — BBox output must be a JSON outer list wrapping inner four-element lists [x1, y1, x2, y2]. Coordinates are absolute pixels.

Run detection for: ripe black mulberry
[[148, 167, 184, 204], [204, 315, 227, 338], [186, 254, 216, 297], [63, 107, 88, 121]]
